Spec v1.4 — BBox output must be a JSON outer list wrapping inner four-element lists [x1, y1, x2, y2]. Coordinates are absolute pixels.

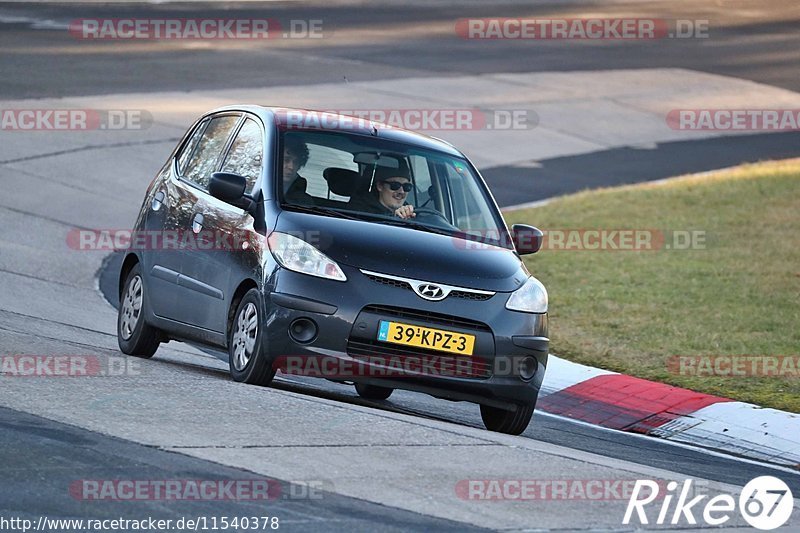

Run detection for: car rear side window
[[220, 118, 263, 194], [176, 119, 208, 176], [183, 115, 239, 189], [303, 144, 359, 200]]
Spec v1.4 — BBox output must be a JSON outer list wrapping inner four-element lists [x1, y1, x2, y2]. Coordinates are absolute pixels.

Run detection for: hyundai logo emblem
[[416, 283, 445, 300]]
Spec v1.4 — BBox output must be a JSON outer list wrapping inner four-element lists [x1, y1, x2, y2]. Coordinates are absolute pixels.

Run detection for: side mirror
[[511, 224, 543, 255], [210, 172, 246, 202], [209, 172, 255, 212]]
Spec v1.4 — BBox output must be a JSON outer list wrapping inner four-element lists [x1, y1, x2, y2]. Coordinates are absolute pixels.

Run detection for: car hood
[[275, 210, 528, 292]]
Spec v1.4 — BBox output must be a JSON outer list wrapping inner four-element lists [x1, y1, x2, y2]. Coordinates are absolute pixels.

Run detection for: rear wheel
[[480, 401, 535, 435], [354, 383, 394, 400], [229, 289, 275, 386], [117, 263, 160, 358]]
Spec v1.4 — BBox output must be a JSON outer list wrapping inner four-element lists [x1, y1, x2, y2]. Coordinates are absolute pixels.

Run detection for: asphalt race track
[[1, 1, 799, 531]]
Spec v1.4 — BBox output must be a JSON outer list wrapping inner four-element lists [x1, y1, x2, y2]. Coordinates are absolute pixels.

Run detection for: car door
[[170, 112, 242, 331], [142, 117, 208, 321], [179, 115, 265, 335]]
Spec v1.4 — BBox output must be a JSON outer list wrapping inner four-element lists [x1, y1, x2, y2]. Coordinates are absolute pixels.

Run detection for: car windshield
[[279, 130, 510, 247]]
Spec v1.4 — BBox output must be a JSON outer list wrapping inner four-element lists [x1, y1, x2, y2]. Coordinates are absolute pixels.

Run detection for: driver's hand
[[394, 205, 416, 219]]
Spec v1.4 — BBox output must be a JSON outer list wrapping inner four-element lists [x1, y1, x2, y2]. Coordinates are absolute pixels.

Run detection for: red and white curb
[[539, 356, 800, 468]]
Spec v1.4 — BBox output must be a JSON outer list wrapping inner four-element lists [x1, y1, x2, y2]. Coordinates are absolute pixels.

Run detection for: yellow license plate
[[377, 320, 475, 356]]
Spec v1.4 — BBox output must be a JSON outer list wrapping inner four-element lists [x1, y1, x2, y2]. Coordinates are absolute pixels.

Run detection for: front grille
[[450, 290, 493, 301], [363, 273, 412, 291], [347, 339, 493, 379], [362, 271, 495, 302], [361, 304, 492, 333]]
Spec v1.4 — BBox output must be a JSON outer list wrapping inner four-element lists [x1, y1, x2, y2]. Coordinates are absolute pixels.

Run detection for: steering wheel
[[412, 207, 455, 227]]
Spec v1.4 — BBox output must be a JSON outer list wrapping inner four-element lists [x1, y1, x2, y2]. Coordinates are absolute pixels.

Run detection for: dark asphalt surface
[[486, 131, 800, 206], [0, 0, 798, 97], [3, 0, 800, 528], [0, 407, 484, 533]]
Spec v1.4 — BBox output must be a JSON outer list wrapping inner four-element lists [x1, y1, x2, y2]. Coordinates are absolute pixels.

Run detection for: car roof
[[205, 105, 464, 158]]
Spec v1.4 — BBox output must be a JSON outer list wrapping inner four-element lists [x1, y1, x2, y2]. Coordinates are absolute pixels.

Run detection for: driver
[[376, 174, 416, 219], [351, 164, 416, 219]]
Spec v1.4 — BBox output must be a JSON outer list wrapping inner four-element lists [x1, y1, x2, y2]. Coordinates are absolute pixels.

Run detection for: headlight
[[268, 232, 347, 282], [505, 276, 548, 313]]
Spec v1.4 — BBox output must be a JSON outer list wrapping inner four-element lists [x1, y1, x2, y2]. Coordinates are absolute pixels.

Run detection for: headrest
[[323, 167, 360, 197], [284, 176, 310, 203], [286, 176, 307, 194]]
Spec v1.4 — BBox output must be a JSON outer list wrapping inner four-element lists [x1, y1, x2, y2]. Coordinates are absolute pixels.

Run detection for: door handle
[[151, 190, 165, 211], [192, 213, 204, 234]]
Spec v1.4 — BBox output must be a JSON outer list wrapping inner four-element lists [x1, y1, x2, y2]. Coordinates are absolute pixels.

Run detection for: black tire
[[354, 382, 394, 400], [228, 289, 275, 386], [117, 263, 160, 358], [480, 401, 535, 435]]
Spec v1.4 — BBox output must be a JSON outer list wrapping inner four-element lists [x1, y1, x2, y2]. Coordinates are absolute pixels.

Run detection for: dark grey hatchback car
[[118, 106, 549, 435]]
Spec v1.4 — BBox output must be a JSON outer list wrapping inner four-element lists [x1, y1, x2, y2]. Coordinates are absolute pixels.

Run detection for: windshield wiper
[[370, 216, 456, 237]]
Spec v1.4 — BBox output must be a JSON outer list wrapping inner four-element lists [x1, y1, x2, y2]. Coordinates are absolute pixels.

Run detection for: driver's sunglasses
[[384, 181, 412, 192]]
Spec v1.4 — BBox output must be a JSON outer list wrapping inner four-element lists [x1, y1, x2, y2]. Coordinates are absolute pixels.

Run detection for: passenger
[[282, 137, 312, 203]]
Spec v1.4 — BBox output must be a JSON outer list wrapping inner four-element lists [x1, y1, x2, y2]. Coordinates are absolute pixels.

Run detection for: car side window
[[176, 119, 208, 176], [220, 118, 263, 194], [182, 115, 240, 189]]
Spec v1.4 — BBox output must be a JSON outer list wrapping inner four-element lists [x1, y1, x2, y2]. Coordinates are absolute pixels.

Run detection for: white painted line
[[535, 410, 800, 478], [539, 353, 616, 396], [0, 15, 68, 30]]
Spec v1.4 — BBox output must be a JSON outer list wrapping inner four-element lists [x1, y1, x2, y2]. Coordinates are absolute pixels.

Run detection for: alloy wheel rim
[[120, 275, 143, 340], [232, 302, 258, 371]]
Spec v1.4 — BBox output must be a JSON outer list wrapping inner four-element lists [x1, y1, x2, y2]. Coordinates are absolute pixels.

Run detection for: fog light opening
[[519, 356, 537, 381], [289, 318, 318, 344]]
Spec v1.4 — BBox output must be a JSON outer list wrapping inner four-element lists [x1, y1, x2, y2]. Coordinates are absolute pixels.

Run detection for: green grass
[[503, 159, 800, 412]]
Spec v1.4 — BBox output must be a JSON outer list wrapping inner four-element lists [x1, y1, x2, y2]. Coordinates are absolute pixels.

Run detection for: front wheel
[[117, 263, 160, 358], [354, 383, 393, 400], [228, 289, 275, 387], [480, 401, 535, 435]]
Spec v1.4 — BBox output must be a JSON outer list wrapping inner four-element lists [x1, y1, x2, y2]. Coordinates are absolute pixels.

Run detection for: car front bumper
[[261, 266, 549, 410]]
